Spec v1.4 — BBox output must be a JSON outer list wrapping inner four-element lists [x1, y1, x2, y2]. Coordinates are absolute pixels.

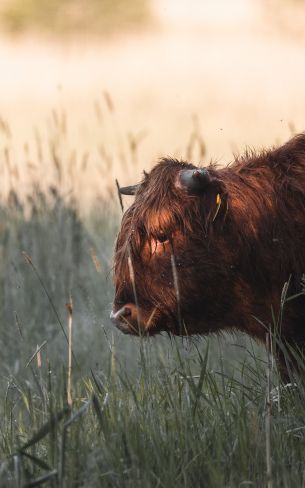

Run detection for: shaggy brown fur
[[112, 134, 305, 379]]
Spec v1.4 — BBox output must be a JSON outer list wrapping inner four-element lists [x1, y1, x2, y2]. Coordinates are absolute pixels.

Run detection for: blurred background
[[1, 0, 305, 207]]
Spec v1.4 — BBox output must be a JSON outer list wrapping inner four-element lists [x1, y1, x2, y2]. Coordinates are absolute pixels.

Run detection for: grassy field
[[0, 111, 305, 487]]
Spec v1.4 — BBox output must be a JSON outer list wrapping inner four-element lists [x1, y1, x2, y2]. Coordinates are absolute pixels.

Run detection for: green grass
[[2, 330, 305, 486], [0, 112, 305, 486]]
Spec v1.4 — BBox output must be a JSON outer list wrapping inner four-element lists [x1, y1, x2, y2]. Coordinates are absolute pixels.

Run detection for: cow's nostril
[[110, 303, 143, 335], [110, 303, 136, 322], [122, 306, 132, 317]]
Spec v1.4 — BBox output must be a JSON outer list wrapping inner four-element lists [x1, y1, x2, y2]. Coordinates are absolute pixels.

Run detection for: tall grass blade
[[24, 469, 57, 487], [21, 407, 70, 451]]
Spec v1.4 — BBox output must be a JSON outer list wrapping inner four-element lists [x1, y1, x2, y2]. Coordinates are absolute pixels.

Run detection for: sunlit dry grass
[[0, 0, 151, 36]]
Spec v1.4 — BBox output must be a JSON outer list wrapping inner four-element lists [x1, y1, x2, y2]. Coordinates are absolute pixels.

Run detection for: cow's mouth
[[110, 304, 160, 336]]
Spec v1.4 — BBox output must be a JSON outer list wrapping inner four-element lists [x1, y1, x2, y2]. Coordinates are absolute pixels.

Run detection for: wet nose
[[110, 303, 138, 325]]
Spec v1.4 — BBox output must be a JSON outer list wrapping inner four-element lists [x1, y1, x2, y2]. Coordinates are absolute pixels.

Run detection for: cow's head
[[111, 158, 234, 336]]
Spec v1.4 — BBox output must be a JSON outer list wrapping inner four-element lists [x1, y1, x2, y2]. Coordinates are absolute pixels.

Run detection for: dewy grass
[[1, 335, 305, 487]]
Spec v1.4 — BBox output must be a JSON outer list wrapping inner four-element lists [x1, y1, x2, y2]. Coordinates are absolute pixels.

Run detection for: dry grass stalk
[[25, 341, 47, 369], [111, 334, 116, 380], [93, 100, 103, 125], [128, 254, 142, 333], [36, 346, 42, 369], [171, 253, 183, 334], [103, 91, 115, 113], [265, 331, 273, 488], [89, 247, 102, 273], [186, 115, 206, 161], [66, 299, 73, 408]]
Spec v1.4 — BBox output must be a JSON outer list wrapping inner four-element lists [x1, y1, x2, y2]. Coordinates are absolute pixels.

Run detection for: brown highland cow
[[111, 134, 305, 378]]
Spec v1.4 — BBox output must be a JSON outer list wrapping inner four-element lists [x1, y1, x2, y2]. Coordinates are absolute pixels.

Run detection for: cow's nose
[[110, 303, 142, 335], [110, 303, 138, 327]]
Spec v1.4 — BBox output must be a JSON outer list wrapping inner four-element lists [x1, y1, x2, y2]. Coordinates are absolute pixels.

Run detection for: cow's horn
[[179, 168, 211, 193], [119, 184, 139, 195]]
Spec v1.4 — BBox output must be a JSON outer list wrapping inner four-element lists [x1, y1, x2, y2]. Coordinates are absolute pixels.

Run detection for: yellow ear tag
[[212, 194, 222, 222]]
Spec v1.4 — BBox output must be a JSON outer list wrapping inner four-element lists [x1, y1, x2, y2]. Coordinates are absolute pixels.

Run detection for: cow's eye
[[156, 233, 169, 244], [150, 232, 170, 255]]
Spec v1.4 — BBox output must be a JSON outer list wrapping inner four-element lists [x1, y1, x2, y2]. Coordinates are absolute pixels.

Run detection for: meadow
[[1, 0, 305, 483], [0, 106, 305, 488]]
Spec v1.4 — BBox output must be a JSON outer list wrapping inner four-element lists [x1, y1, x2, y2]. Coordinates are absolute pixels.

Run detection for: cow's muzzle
[[110, 303, 144, 335]]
